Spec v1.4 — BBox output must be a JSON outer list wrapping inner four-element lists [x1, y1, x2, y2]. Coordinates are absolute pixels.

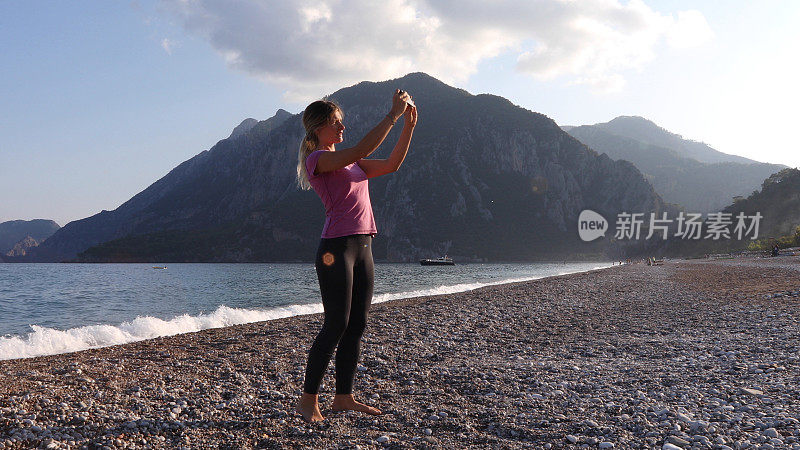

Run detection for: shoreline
[[0, 262, 612, 362], [1, 257, 799, 448]]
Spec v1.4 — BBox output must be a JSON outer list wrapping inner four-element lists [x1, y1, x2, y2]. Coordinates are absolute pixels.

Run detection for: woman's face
[[315, 111, 345, 147]]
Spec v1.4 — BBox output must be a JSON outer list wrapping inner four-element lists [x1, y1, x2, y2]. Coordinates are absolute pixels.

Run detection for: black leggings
[[303, 234, 374, 395]]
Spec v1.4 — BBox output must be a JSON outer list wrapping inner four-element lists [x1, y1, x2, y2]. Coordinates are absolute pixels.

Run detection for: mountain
[[5, 236, 43, 257], [724, 168, 800, 239], [583, 116, 759, 164], [564, 119, 785, 212], [12, 109, 294, 263], [230, 117, 266, 139], [19, 73, 669, 263], [662, 168, 800, 257], [0, 219, 60, 254]]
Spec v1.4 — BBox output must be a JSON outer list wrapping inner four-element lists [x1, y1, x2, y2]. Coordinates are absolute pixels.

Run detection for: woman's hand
[[404, 104, 417, 128], [388, 89, 411, 122], [358, 91, 416, 178]]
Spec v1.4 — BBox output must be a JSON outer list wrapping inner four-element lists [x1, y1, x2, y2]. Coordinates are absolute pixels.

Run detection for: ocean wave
[[0, 303, 323, 361], [373, 265, 607, 303], [0, 265, 610, 361]]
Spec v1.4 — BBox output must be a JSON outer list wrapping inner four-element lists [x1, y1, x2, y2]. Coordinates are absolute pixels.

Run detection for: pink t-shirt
[[306, 150, 377, 238]]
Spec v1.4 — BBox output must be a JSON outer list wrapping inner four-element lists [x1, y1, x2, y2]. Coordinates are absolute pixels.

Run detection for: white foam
[[373, 265, 610, 303], [0, 264, 611, 361], [0, 303, 324, 361]]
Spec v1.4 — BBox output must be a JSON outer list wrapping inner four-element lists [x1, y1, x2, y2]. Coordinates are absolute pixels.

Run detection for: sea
[[0, 262, 610, 360]]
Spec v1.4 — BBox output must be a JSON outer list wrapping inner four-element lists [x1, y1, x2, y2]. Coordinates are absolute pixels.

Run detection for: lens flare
[[322, 252, 335, 266]]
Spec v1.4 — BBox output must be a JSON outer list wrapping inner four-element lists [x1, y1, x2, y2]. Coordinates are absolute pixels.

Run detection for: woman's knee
[[320, 316, 349, 342], [342, 317, 367, 338]]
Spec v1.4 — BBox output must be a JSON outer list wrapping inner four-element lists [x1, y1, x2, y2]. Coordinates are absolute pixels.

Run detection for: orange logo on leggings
[[322, 252, 335, 266]]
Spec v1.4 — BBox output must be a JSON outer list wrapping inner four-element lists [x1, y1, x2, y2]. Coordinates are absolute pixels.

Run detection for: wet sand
[[1, 257, 799, 449]]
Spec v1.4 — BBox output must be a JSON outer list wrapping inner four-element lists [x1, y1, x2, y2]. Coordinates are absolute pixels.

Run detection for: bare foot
[[331, 393, 382, 415], [296, 393, 325, 422]]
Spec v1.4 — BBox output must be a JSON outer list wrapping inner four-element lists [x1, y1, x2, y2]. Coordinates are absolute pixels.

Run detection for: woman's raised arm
[[357, 105, 417, 178], [314, 90, 410, 174]]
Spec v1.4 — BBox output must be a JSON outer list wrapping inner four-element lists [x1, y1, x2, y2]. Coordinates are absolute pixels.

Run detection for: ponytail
[[296, 132, 319, 190]]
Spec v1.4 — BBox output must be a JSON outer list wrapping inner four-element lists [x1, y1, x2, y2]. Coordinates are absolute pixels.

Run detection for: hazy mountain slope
[[724, 168, 800, 238], [5, 236, 43, 257], [0, 219, 60, 254], [19, 110, 293, 262], [565, 123, 786, 212], [663, 168, 800, 257], [228, 117, 260, 139], [595, 116, 758, 164]]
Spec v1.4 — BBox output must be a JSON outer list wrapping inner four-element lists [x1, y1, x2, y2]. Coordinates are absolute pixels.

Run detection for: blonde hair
[[296, 100, 343, 190]]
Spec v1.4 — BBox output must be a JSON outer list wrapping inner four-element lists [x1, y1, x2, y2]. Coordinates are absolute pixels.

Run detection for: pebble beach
[[1, 257, 799, 449]]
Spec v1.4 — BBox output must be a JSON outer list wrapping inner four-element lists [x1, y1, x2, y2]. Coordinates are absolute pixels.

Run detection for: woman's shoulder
[[306, 150, 331, 177], [308, 149, 331, 159]]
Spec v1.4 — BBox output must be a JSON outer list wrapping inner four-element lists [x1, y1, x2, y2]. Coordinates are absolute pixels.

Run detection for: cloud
[[160, 0, 713, 97], [667, 10, 715, 49], [161, 37, 175, 55]]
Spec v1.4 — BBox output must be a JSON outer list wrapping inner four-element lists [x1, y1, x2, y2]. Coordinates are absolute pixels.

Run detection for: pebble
[[739, 387, 764, 396], [667, 436, 690, 447], [0, 260, 798, 449]]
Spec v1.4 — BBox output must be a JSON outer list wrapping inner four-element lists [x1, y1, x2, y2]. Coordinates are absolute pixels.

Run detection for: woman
[[295, 89, 417, 422]]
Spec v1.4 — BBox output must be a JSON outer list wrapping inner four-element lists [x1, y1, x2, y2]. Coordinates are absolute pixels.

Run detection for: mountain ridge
[[0, 219, 60, 258], [663, 168, 800, 257], [587, 116, 760, 164], [564, 118, 786, 212], [17, 72, 669, 262]]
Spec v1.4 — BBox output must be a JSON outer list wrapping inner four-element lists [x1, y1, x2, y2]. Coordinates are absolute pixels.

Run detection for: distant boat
[[152, 266, 167, 269], [419, 256, 455, 266]]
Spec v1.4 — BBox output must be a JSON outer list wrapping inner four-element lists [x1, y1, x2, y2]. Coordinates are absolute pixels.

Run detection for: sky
[[2, 1, 799, 226]]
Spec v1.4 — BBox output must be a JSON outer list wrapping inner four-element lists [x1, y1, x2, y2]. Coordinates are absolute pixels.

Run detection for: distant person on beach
[[295, 90, 417, 422]]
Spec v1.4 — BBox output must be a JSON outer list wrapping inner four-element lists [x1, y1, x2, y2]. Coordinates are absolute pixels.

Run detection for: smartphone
[[399, 90, 415, 108]]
